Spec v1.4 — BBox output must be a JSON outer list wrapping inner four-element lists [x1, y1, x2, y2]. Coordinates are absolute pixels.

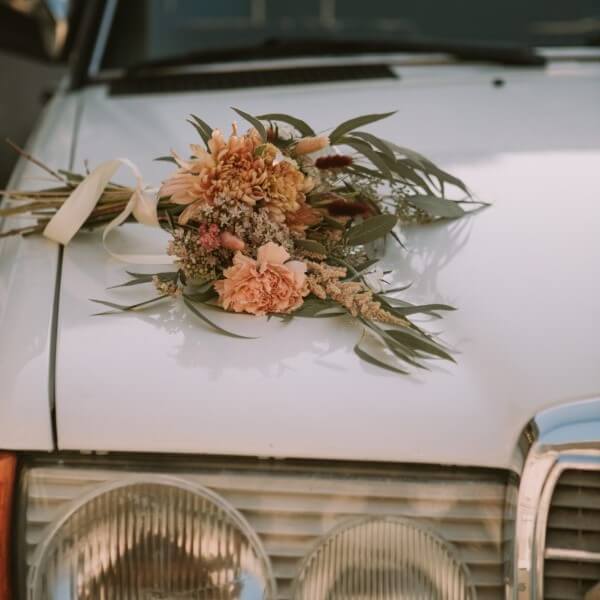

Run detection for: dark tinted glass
[[102, 0, 600, 69]]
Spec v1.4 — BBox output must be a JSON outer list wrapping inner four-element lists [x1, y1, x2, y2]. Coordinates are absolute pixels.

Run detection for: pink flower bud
[[220, 231, 245, 251], [198, 223, 221, 251]]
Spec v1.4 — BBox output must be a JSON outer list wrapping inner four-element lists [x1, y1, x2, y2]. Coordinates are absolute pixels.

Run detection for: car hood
[[54, 61, 600, 470]]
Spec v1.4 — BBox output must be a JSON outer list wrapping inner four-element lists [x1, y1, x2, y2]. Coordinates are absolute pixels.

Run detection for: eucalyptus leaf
[[389, 145, 470, 196], [387, 159, 433, 192], [184, 287, 218, 303], [386, 340, 429, 369], [187, 118, 210, 146], [117, 271, 178, 288], [362, 319, 431, 369], [345, 214, 397, 246], [301, 311, 346, 319], [231, 107, 267, 141], [185, 278, 216, 291], [329, 111, 397, 144], [338, 137, 393, 180], [423, 162, 470, 195], [154, 155, 178, 165], [125, 270, 174, 279], [389, 229, 406, 249], [381, 283, 413, 294], [256, 112, 315, 136], [350, 131, 395, 159], [386, 327, 455, 362], [90, 294, 168, 316], [353, 258, 380, 271], [322, 215, 347, 230], [407, 195, 466, 219], [294, 238, 327, 255], [184, 297, 256, 339], [291, 297, 346, 318], [354, 342, 409, 375], [384, 302, 456, 316], [108, 277, 154, 289], [190, 114, 213, 146], [345, 258, 379, 280], [346, 164, 385, 180]]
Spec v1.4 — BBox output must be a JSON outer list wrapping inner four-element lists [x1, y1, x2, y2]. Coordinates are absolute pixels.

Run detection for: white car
[[1, 1, 600, 599]]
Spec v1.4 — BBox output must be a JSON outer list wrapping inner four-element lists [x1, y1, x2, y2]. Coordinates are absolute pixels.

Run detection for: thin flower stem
[[0, 202, 62, 216], [0, 190, 72, 198], [5, 139, 67, 183], [0, 223, 45, 238]]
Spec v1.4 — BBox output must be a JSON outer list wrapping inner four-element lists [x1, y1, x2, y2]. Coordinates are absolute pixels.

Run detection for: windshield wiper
[[126, 36, 546, 75]]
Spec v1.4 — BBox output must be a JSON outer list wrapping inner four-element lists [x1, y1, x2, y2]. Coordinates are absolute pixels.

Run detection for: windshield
[[101, 0, 600, 71]]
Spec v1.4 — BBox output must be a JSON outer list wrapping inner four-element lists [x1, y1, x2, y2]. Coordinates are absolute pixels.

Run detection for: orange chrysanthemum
[[160, 125, 314, 225]]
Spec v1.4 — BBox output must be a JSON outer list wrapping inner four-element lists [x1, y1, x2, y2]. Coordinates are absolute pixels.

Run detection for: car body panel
[[11, 60, 600, 467], [0, 92, 80, 451]]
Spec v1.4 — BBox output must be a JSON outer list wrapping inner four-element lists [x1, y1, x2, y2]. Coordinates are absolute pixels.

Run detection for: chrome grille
[[544, 469, 600, 599], [18, 459, 513, 599]]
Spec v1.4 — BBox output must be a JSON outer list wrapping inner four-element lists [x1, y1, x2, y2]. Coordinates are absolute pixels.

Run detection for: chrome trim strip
[[514, 397, 600, 600], [545, 547, 600, 563], [534, 455, 600, 600], [515, 447, 557, 599]]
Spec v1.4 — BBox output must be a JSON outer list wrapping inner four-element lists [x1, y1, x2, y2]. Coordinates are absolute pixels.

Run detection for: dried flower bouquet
[[0, 109, 485, 374]]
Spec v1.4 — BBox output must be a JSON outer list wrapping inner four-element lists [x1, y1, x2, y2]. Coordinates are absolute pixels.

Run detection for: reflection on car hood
[[54, 61, 600, 470]]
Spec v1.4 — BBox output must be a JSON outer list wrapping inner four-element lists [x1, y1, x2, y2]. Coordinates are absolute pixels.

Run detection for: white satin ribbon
[[43, 158, 174, 265]]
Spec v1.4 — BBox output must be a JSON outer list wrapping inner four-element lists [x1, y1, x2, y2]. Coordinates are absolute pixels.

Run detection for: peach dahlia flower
[[159, 125, 313, 225], [214, 242, 308, 315]]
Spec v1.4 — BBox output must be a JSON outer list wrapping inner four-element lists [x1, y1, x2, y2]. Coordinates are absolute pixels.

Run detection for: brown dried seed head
[[315, 154, 353, 169]]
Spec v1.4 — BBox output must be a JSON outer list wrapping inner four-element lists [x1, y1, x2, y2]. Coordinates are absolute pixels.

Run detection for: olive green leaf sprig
[[255, 110, 487, 225]]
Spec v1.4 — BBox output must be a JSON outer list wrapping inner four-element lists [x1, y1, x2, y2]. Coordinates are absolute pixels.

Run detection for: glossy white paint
[[44, 61, 600, 468], [0, 92, 80, 451]]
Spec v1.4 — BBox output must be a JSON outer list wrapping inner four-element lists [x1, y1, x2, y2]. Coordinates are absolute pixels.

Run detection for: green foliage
[[231, 107, 267, 141], [329, 111, 397, 144], [154, 155, 178, 165], [294, 239, 327, 255], [256, 112, 315, 137], [407, 195, 466, 219], [345, 214, 397, 246], [183, 296, 257, 339], [90, 295, 169, 316], [188, 114, 214, 147], [290, 297, 345, 318], [338, 136, 394, 180], [107, 271, 177, 290]]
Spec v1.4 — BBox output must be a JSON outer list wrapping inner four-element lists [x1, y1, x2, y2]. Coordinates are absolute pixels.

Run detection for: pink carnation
[[214, 242, 308, 315]]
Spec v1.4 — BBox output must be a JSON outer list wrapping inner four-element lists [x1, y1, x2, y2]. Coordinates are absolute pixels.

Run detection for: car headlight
[[27, 476, 275, 599], [293, 516, 475, 599], [16, 456, 516, 599]]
